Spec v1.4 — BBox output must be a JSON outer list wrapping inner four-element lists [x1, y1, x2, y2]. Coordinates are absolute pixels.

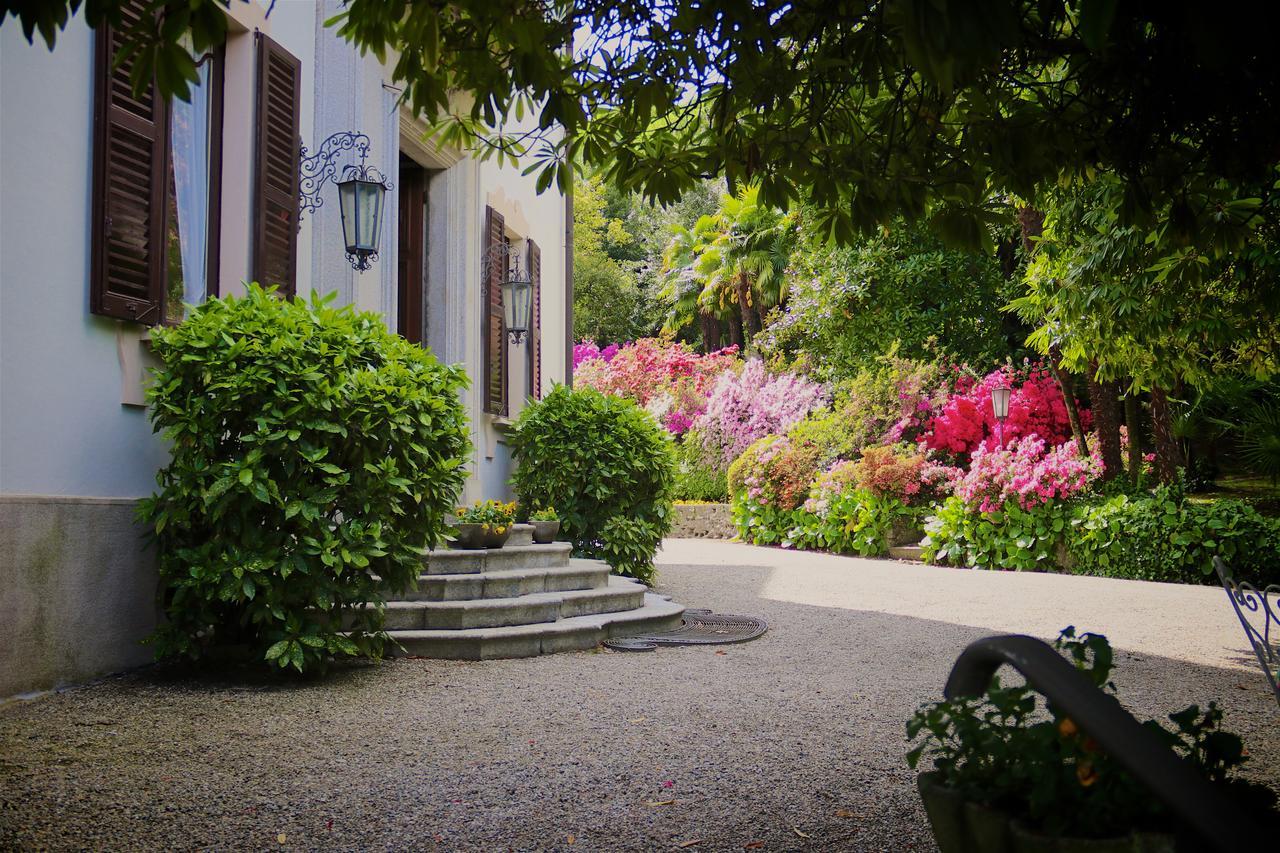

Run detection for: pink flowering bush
[[698, 359, 828, 467], [920, 364, 1091, 459], [853, 445, 928, 504], [575, 338, 740, 441], [728, 434, 823, 545], [572, 340, 619, 369], [955, 435, 1099, 514]]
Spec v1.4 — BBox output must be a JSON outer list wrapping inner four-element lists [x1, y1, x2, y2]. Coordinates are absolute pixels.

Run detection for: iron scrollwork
[[1214, 556, 1280, 709], [297, 131, 392, 223]]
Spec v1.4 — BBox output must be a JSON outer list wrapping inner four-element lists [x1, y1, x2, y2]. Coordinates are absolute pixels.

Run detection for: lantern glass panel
[[992, 385, 1013, 420], [503, 278, 532, 333]]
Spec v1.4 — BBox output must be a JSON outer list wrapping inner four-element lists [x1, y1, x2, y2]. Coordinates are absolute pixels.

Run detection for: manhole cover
[[604, 609, 768, 652]]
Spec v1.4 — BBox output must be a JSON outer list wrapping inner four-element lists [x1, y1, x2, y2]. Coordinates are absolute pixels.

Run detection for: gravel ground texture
[[2, 539, 1277, 852]]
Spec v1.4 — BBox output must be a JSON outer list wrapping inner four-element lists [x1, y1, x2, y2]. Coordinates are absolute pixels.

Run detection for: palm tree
[[659, 185, 795, 350]]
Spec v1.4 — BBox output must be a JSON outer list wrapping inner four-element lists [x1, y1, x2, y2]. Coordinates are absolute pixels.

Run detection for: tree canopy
[[11, 0, 1280, 250]]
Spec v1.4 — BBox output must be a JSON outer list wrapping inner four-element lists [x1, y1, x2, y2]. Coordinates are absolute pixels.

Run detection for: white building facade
[[0, 0, 571, 697]]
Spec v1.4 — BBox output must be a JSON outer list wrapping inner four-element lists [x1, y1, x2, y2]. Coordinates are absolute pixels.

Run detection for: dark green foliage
[[509, 385, 676, 583], [20, 2, 1280, 252], [138, 285, 470, 672], [1069, 487, 1280, 587], [761, 222, 1020, 376], [907, 628, 1259, 839]]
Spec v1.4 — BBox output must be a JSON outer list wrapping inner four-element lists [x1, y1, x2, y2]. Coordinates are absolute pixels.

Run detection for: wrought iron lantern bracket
[[298, 131, 391, 221]]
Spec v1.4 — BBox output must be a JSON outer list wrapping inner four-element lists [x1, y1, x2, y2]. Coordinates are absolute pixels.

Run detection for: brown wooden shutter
[[90, 3, 168, 323], [252, 32, 301, 295], [483, 206, 507, 415], [527, 239, 542, 400]]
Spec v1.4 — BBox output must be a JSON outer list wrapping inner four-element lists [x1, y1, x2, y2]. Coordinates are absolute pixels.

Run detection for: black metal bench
[[1213, 556, 1280, 710]]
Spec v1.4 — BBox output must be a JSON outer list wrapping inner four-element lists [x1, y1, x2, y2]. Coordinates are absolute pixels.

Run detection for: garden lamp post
[[502, 254, 534, 344], [992, 384, 1012, 448]]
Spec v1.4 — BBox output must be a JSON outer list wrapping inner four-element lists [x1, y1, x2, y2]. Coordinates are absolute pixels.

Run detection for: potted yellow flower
[[452, 500, 517, 550], [529, 505, 560, 543]]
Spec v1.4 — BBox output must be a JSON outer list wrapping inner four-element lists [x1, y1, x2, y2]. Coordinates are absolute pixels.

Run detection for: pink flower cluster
[[575, 338, 741, 436], [573, 340, 620, 369], [955, 435, 1099, 513], [920, 364, 1091, 458], [575, 338, 739, 408], [696, 359, 828, 466]]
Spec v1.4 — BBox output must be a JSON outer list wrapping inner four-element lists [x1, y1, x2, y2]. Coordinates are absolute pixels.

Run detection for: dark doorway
[[397, 156, 428, 344]]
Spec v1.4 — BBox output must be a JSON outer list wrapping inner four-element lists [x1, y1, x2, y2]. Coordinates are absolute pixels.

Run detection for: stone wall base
[[669, 503, 736, 539], [0, 496, 157, 699]]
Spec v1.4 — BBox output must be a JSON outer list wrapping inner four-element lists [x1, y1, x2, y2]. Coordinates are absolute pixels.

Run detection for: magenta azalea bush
[[954, 435, 1100, 514], [697, 359, 827, 466], [920, 363, 1091, 459]]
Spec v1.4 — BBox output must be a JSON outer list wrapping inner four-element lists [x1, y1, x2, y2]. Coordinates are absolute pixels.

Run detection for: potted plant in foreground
[[907, 627, 1275, 852], [451, 500, 517, 550], [529, 505, 560, 544]]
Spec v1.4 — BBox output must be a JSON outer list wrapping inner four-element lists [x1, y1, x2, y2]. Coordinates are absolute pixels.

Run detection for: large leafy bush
[[922, 495, 1073, 571], [510, 385, 676, 582], [1070, 487, 1280, 586], [139, 285, 470, 672]]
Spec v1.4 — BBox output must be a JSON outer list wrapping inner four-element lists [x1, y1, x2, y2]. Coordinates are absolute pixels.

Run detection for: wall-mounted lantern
[[299, 131, 392, 272], [502, 254, 534, 344]]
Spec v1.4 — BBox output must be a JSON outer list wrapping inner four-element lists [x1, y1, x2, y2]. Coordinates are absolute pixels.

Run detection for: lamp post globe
[[992, 384, 1013, 448]]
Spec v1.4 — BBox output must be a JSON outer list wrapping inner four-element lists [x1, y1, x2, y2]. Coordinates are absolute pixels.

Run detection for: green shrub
[[922, 496, 1071, 571], [1069, 487, 1280, 586], [510, 385, 676, 582], [138, 285, 470, 672], [672, 432, 729, 502], [788, 488, 919, 556]]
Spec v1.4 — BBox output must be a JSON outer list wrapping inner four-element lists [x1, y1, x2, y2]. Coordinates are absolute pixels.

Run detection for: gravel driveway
[[3, 540, 1277, 851]]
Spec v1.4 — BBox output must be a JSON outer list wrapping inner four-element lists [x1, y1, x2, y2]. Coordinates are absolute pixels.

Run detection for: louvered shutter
[[252, 32, 301, 295], [90, 4, 168, 323], [527, 240, 542, 400], [483, 206, 507, 415]]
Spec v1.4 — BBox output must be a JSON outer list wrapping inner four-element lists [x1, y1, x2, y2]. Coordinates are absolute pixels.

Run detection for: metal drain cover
[[604, 609, 768, 652]]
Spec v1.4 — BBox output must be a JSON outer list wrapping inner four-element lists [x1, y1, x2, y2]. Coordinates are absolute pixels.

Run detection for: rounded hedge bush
[[139, 285, 470, 672], [509, 385, 675, 583]]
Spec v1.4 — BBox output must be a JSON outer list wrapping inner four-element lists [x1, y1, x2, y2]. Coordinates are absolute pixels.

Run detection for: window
[[91, 4, 224, 324], [164, 45, 224, 323]]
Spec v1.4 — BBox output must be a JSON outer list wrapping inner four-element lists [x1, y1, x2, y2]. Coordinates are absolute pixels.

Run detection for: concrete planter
[[530, 520, 560, 544], [452, 524, 511, 550], [890, 517, 925, 547], [916, 772, 1174, 853]]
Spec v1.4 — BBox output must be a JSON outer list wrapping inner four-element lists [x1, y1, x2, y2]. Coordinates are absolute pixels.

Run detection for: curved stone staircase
[[382, 525, 684, 659]]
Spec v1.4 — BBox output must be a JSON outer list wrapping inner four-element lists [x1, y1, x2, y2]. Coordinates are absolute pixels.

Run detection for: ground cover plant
[[139, 285, 470, 673], [509, 385, 676, 583]]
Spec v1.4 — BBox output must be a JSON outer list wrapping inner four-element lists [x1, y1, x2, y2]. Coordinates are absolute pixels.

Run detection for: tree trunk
[[1087, 362, 1123, 481], [1149, 385, 1184, 484], [727, 315, 743, 349], [1049, 345, 1089, 459], [700, 314, 722, 352], [736, 274, 761, 344], [1124, 389, 1142, 486]]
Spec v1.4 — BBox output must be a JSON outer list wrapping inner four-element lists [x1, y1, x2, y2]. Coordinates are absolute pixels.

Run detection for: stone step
[[403, 558, 610, 601], [889, 544, 925, 561], [422, 542, 572, 575], [380, 576, 646, 630], [388, 593, 685, 660]]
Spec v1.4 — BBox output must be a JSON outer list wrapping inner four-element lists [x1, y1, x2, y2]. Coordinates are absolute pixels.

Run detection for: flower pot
[[917, 773, 1175, 853], [451, 523, 487, 549], [530, 519, 560, 544], [482, 526, 512, 549]]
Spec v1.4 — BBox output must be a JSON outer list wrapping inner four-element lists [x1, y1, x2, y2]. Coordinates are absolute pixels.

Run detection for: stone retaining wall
[[669, 503, 737, 539]]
